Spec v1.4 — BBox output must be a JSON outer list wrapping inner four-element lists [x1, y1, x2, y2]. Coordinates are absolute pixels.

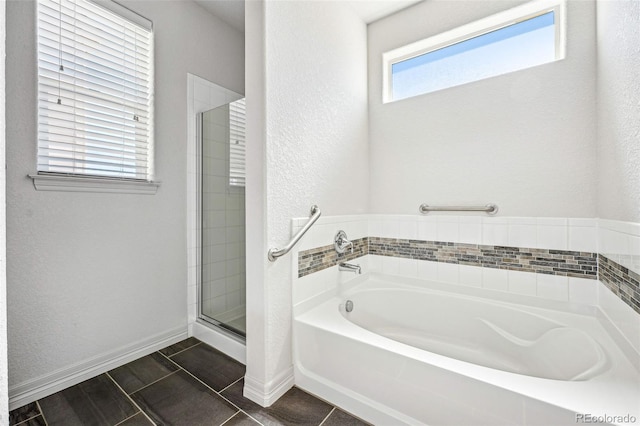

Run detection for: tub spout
[[339, 262, 361, 274]]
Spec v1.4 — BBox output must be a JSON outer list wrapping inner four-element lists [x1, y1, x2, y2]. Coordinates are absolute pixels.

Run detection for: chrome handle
[[334, 230, 353, 254]]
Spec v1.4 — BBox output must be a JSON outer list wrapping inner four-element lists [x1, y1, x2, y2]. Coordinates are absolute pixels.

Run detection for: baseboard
[[243, 366, 294, 407], [9, 326, 187, 410], [190, 321, 246, 364]]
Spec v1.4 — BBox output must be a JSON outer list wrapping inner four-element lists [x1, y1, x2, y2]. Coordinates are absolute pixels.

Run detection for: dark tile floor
[[9, 338, 370, 426]]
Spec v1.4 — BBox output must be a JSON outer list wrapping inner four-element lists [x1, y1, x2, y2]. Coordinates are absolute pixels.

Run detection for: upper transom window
[[383, 0, 566, 103]]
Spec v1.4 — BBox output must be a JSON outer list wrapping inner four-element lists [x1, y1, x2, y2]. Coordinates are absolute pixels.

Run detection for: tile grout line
[[165, 341, 202, 358], [218, 412, 238, 426], [158, 351, 243, 410], [218, 376, 243, 394], [163, 342, 349, 426], [239, 409, 267, 426], [35, 401, 49, 426], [217, 409, 266, 426], [216, 376, 268, 426], [105, 372, 157, 426], [318, 407, 336, 426], [126, 365, 180, 395], [156, 350, 266, 425], [113, 411, 146, 426], [12, 413, 41, 426]]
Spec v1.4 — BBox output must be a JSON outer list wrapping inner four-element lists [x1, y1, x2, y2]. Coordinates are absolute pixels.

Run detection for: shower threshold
[[192, 318, 246, 364], [199, 314, 246, 340]]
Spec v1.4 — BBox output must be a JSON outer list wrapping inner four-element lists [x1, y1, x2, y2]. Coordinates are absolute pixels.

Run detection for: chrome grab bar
[[268, 205, 321, 262], [419, 203, 498, 215]]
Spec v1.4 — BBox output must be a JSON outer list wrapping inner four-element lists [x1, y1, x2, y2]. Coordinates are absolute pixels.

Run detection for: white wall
[[0, 1, 8, 422], [596, 0, 640, 223], [368, 0, 598, 217], [244, 0, 369, 405], [6, 0, 243, 405]]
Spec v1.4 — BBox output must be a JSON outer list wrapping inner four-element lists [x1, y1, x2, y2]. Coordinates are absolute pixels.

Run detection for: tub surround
[[292, 213, 640, 425], [299, 237, 368, 278], [599, 255, 640, 315], [294, 215, 640, 318]]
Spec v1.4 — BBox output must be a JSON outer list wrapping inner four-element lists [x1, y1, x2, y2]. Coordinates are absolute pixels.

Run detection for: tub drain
[[345, 300, 354, 313]]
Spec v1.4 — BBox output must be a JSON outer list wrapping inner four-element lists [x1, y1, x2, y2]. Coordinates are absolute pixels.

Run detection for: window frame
[[31, 0, 158, 194], [382, 0, 566, 103]]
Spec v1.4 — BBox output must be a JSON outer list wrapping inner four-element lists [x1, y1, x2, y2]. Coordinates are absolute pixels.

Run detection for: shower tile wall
[[202, 106, 246, 328], [598, 227, 640, 353]]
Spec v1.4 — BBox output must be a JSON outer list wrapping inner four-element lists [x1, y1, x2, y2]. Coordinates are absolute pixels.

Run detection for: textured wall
[[0, 1, 8, 422], [245, 0, 369, 402], [6, 0, 243, 391], [244, 0, 268, 399], [596, 0, 640, 223], [368, 0, 598, 217]]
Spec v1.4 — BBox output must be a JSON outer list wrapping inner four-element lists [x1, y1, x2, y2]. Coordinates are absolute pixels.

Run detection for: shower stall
[[197, 98, 247, 338]]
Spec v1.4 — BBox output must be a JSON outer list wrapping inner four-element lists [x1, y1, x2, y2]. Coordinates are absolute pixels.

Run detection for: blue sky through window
[[391, 11, 556, 100]]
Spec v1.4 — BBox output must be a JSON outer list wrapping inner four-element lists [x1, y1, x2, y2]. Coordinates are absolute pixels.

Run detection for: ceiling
[[194, 0, 245, 32], [193, 0, 423, 33]]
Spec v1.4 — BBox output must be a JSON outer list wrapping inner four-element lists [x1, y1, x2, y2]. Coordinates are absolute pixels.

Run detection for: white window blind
[[36, 0, 154, 181], [229, 98, 246, 187]]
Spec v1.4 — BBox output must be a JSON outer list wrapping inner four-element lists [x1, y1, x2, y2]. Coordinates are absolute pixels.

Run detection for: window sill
[[29, 174, 160, 195]]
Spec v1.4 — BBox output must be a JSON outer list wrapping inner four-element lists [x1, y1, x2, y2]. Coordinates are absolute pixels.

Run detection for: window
[[383, 0, 565, 102], [229, 98, 246, 187], [36, 0, 154, 184]]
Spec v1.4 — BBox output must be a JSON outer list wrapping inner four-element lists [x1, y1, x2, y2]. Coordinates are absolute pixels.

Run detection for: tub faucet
[[339, 262, 361, 274]]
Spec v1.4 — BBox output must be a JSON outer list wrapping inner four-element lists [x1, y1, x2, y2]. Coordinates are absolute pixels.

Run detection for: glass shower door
[[199, 99, 246, 337]]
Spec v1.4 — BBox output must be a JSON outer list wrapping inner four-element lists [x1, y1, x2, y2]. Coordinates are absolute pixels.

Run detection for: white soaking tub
[[293, 273, 640, 426]]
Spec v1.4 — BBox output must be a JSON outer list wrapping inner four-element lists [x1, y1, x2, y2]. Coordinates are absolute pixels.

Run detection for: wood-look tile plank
[[116, 412, 154, 426], [159, 337, 201, 357], [222, 412, 261, 426], [38, 374, 137, 426], [109, 352, 178, 394], [321, 409, 371, 426], [221, 379, 333, 426], [9, 402, 40, 425], [170, 343, 245, 391], [12, 415, 46, 426], [131, 369, 237, 426]]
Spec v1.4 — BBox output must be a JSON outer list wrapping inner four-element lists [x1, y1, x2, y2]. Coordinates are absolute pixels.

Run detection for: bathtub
[[293, 273, 640, 425]]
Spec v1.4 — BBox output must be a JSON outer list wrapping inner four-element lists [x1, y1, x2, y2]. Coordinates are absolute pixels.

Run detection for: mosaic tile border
[[369, 237, 597, 278], [298, 237, 598, 280], [599, 254, 640, 315], [298, 237, 368, 278]]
